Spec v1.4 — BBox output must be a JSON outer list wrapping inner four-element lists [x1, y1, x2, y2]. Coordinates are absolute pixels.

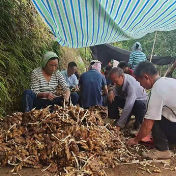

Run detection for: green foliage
[[112, 30, 176, 57], [78, 47, 92, 66], [112, 30, 176, 77], [0, 0, 61, 115], [76, 57, 86, 74]]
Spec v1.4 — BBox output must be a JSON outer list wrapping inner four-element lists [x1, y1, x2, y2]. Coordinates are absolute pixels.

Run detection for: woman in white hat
[[128, 42, 146, 70]]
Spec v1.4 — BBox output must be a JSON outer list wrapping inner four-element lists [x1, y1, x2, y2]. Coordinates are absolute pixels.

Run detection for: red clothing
[[101, 71, 105, 75], [128, 69, 134, 77]]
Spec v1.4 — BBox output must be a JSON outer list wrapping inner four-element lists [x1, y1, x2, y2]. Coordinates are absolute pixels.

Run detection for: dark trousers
[[152, 116, 176, 151], [70, 92, 79, 105], [108, 96, 147, 129], [22, 90, 79, 112]]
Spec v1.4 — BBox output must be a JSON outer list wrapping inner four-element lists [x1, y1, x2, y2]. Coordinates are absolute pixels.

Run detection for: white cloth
[[145, 77, 176, 122]]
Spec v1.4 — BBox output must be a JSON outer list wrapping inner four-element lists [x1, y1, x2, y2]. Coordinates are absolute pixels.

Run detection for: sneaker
[[142, 149, 172, 159], [130, 129, 139, 136]]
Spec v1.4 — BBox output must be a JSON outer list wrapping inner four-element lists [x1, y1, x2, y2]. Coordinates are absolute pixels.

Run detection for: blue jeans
[[22, 90, 63, 112], [70, 92, 79, 106], [22, 90, 79, 112]]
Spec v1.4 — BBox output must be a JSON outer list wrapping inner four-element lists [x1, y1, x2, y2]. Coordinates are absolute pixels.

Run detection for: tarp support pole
[[150, 31, 157, 62], [85, 47, 86, 60]]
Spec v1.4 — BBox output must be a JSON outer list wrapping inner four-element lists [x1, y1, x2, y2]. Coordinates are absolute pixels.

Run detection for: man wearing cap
[[22, 51, 70, 112], [79, 60, 108, 108]]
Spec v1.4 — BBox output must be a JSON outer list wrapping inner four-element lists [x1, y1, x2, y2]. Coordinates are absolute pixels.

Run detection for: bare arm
[[108, 90, 115, 103], [135, 119, 154, 142], [127, 119, 155, 146], [103, 85, 108, 95], [57, 71, 70, 102], [107, 84, 111, 91], [64, 89, 70, 102]]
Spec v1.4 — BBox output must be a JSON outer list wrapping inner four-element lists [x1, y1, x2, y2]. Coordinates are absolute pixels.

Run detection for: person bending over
[[108, 67, 147, 134], [127, 61, 176, 159]]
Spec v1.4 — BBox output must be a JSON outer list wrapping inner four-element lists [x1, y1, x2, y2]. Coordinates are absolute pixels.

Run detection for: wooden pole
[[164, 64, 172, 77], [85, 47, 86, 60], [150, 31, 157, 62]]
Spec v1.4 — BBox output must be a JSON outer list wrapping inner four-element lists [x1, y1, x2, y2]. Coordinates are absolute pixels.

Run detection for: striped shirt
[[31, 67, 69, 95], [128, 50, 146, 70]]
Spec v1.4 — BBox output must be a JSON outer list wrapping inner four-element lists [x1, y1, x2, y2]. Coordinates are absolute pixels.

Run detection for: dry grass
[[60, 47, 86, 73]]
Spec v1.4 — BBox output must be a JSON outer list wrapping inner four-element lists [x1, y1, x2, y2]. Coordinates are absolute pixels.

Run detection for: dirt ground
[[1, 163, 176, 176]]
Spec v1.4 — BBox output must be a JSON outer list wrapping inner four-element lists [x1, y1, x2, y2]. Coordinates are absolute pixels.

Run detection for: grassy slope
[[0, 0, 87, 115]]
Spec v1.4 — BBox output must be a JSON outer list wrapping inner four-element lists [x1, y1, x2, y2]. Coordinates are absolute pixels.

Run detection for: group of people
[[22, 53, 108, 111], [22, 42, 176, 160]]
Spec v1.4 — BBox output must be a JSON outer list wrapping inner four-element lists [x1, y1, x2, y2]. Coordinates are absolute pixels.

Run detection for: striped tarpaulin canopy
[[32, 0, 176, 48]]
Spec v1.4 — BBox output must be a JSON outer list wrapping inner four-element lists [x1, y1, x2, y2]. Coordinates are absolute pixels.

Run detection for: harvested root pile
[[0, 106, 141, 175], [55, 86, 79, 96], [55, 85, 65, 96], [89, 105, 108, 119]]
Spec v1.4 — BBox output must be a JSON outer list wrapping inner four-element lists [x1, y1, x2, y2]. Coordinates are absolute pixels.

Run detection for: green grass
[[0, 0, 62, 115]]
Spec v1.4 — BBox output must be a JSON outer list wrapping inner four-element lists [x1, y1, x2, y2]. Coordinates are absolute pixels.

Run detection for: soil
[[0, 163, 176, 176]]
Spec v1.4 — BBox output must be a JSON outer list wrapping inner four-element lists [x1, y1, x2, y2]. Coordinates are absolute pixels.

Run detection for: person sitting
[[128, 42, 146, 70], [79, 60, 108, 109], [75, 71, 80, 81], [108, 67, 148, 134], [61, 62, 79, 105], [22, 51, 70, 112], [127, 61, 176, 159], [118, 61, 134, 77]]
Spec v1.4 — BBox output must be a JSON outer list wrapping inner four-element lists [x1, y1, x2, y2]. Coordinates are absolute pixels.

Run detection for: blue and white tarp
[[32, 0, 176, 48]]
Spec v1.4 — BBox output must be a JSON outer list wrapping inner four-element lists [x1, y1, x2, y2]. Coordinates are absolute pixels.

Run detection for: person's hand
[[63, 94, 69, 103], [46, 93, 56, 101], [126, 138, 138, 146], [108, 91, 115, 103], [63, 90, 70, 103]]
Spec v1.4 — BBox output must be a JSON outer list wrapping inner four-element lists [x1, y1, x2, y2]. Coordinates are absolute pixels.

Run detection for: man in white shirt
[[127, 61, 176, 159]]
